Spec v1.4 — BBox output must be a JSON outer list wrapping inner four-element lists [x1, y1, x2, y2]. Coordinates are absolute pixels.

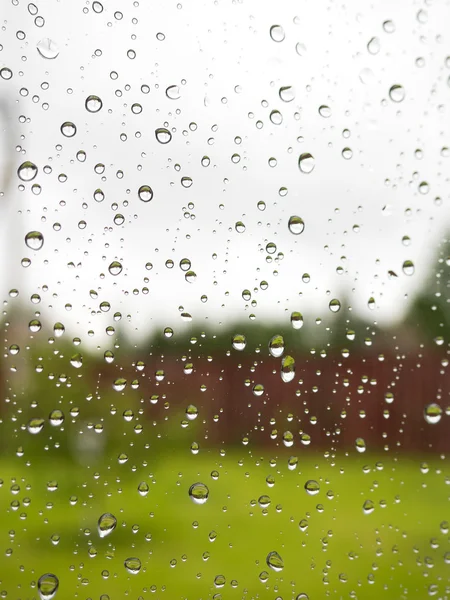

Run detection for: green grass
[[0, 450, 448, 599]]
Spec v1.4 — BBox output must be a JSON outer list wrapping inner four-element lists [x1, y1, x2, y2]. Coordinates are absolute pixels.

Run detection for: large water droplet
[[402, 260, 415, 276], [281, 355, 295, 383], [367, 37, 380, 55], [61, 122, 77, 137], [269, 335, 284, 358], [124, 557, 141, 574], [304, 480, 320, 496], [355, 438, 366, 453], [424, 403, 442, 424], [189, 482, 209, 504], [138, 185, 153, 202], [36, 38, 59, 59], [85, 95, 103, 113], [108, 261, 123, 276], [279, 86, 295, 102], [329, 299, 341, 313], [389, 84, 405, 103], [266, 551, 284, 571], [363, 499, 375, 514], [291, 311, 303, 329], [298, 153, 315, 174], [49, 409, 64, 426], [155, 127, 172, 144], [0, 67, 13, 80], [98, 512, 117, 538], [166, 85, 180, 99], [25, 231, 44, 251], [270, 25, 285, 42], [232, 333, 246, 351], [288, 216, 305, 235], [28, 417, 45, 434], [38, 573, 59, 600], [18, 161, 38, 182]]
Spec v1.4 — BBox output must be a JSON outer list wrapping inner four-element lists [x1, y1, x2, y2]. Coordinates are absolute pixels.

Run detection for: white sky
[[0, 0, 449, 345]]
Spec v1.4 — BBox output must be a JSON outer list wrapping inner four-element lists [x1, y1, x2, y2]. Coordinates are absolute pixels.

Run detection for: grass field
[[0, 450, 448, 599]]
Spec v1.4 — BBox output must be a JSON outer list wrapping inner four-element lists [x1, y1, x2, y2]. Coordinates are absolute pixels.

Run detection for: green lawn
[[0, 451, 448, 599]]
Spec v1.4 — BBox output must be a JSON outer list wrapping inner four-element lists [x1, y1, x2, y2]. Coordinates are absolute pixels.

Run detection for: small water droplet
[[363, 499, 375, 514], [266, 550, 284, 571], [49, 409, 64, 426], [355, 438, 366, 453], [186, 405, 198, 420], [232, 333, 246, 351], [189, 482, 209, 505], [36, 38, 59, 59], [402, 260, 415, 276], [298, 153, 315, 174], [235, 221, 246, 233], [269, 110, 283, 125], [291, 311, 303, 329], [137, 481, 149, 496], [318, 105, 331, 118], [38, 573, 59, 600], [28, 418, 45, 434], [85, 95, 103, 113], [25, 231, 44, 251], [98, 513, 117, 538], [0, 67, 13, 80]]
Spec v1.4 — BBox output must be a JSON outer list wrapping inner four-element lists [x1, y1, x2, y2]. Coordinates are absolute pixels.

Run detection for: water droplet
[[269, 110, 283, 125], [70, 353, 83, 368], [291, 311, 303, 329], [266, 550, 284, 571], [137, 481, 149, 496], [402, 260, 415, 276], [49, 410, 64, 426], [383, 20, 396, 34], [304, 480, 320, 496], [138, 185, 153, 202], [282, 430, 294, 447], [0, 67, 13, 80], [25, 231, 44, 251], [329, 299, 341, 313], [270, 25, 285, 42], [235, 221, 246, 233], [85, 95, 103, 113], [288, 456, 298, 470], [389, 85, 405, 103], [318, 105, 331, 118], [367, 37, 380, 55], [288, 215, 305, 235], [36, 38, 59, 59], [38, 573, 59, 600], [298, 153, 315, 174], [98, 513, 117, 538], [232, 333, 246, 351], [281, 355, 295, 383], [18, 161, 38, 182], [155, 127, 172, 144], [108, 261, 123, 276], [92, 1, 104, 13], [61, 122, 77, 137], [424, 403, 442, 425], [166, 85, 180, 99], [269, 335, 284, 358], [279, 86, 295, 102], [186, 405, 198, 420], [363, 499, 375, 514], [124, 557, 141, 574], [28, 418, 45, 434], [189, 482, 209, 505], [185, 270, 197, 283], [342, 147, 353, 159], [355, 438, 366, 453]]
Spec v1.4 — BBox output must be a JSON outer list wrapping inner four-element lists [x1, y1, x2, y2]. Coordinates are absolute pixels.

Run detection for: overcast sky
[[0, 0, 449, 345]]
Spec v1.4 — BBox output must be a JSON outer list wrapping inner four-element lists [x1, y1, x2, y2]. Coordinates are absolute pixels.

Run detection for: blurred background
[[0, 0, 449, 598]]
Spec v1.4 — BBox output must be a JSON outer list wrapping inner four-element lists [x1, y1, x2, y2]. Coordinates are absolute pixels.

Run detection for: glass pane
[[0, 1, 448, 598]]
